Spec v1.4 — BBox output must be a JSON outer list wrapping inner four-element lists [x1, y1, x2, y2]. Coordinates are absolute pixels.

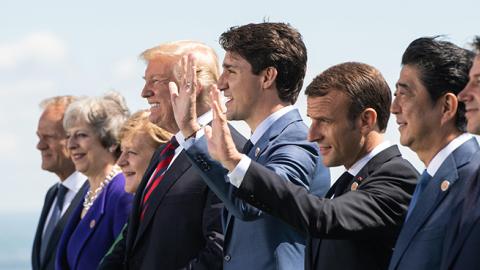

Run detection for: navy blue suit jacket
[[186, 109, 330, 270], [389, 138, 480, 270], [440, 151, 480, 270], [55, 173, 133, 270], [236, 145, 418, 270]]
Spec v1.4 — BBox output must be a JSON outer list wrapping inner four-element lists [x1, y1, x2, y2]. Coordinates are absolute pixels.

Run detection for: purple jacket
[[55, 173, 132, 270]]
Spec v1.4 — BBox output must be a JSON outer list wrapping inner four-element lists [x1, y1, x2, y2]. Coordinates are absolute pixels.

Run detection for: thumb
[[169, 82, 179, 102], [204, 125, 213, 141]]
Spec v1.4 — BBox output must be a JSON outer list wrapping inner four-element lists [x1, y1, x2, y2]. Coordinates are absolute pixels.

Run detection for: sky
[[0, 0, 479, 213]]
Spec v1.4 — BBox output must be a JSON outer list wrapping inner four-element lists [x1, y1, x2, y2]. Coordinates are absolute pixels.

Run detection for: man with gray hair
[[32, 96, 88, 270], [100, 40, 245, 270]]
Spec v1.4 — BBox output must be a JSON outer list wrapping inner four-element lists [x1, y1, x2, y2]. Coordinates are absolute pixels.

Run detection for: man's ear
[[261, 67, 278, 89], [439, 92, 458, 125], [358, 108, 378, 134]]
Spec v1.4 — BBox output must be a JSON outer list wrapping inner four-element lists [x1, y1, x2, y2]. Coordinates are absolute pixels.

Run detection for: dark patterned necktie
[[140, 137, 179, 220], [40, 184, 68, 263], [332, 171, 353, 198], [243, 139, 254, 155]]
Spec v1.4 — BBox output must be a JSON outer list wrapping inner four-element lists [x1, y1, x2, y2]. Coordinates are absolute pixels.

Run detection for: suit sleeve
[[185, 131, 322, 221], [179, 189, 224, 270], [235, 158, 417, 238]]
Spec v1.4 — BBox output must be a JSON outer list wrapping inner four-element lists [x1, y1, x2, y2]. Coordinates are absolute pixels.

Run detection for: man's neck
[[418, 130, 462, 167], [247, 102, 290, 132]]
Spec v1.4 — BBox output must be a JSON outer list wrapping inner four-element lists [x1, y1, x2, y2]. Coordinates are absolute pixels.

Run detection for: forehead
[[223, 51, 250, 68], [38, 107, 64, 130], [122, 132, 154, 149], [145, 56, 176, 77], [470, 56, 480, 75], [307, 90, 349, 116], [397, 65, 424, 89]]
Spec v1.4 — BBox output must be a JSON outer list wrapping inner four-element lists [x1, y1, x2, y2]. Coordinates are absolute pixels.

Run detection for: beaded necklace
[[83, 165, 121, 213]]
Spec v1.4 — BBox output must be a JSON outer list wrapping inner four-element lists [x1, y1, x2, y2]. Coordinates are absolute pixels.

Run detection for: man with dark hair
[[32, 96, 88, 270], [388, 37, 479, 270], [170, 22, 330, 269], [440, 36, 480, 270], [181, 60, 418, 270]]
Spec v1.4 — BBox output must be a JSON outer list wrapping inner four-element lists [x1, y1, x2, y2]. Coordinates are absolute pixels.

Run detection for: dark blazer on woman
[[55, 173, 132, 270]]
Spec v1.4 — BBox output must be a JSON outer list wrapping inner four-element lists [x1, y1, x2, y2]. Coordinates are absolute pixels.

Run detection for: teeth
[[150, 103, 160, 108]]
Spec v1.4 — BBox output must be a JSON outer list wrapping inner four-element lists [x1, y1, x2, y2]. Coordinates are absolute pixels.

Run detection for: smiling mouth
[[124, 171, 135, 177], [149, 103, 160, 109], [71, 153, 85, 160]]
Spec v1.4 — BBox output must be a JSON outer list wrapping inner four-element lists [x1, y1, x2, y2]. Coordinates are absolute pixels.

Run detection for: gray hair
[[39, 95, 77, 110], [63, 91, 130, 156]]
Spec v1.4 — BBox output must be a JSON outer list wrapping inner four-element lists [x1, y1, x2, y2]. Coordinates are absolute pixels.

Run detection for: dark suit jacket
[[32, 180, 88, 270], [440, 151, 480, 270], [389, 138, 480, 270], [235, 145, 418, 270], [186, 109, 330, 270], [56, 174, 132, 270], [100, 127, 245, 270]]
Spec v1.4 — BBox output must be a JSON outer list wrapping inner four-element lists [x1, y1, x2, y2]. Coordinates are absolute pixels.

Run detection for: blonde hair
[[119, 110, 172, 149], [140, 40, 219, 95], [63, 91, 130, 156]]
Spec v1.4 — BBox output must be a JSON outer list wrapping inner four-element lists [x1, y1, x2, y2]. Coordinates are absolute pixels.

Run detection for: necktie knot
[[56, 184, 68, 212], [332, 171, 354, 198], [243, 140, 254, 154]]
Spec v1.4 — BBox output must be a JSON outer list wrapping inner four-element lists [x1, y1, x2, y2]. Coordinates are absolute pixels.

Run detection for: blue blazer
[[388, 138, 480, 270], [440, 151, 480, 270], [55, 173, 133, 270], [186, 109, 330, 270]]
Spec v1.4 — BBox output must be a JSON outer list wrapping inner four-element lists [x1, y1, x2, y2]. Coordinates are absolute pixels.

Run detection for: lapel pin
[[255, 147, 260, 157], [351, 182, 359, 191], [356, 176, 363, 181], [440, 180, 450, 192], [90, 219, 96, 229]]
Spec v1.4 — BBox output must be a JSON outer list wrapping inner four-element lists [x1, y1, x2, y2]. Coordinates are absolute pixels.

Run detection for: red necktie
[[141, 137, 178, 220]]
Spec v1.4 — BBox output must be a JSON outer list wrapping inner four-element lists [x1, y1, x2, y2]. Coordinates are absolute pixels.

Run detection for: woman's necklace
[[83, 165, 121, 214]]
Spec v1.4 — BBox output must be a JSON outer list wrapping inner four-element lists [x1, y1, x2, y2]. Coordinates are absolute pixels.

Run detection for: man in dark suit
[[32, 96, 88, 270], [99, 41, 237, 270], [170, 23, 330, 269], [388, 37, 478, 270], [198, 61, 419, 270], [440, 36, 480, 270]]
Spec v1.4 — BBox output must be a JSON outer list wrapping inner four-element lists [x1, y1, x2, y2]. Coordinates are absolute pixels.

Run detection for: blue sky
[[0, 0, 478, 213]]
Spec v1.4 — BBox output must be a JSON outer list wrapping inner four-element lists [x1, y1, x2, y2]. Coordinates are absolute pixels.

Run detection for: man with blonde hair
[[32, 96, 88, 270], [100, 40, 245, 270]]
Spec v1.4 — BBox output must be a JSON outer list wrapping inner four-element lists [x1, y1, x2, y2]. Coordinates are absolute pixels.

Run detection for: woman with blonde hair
[[55, 92, 133, 270], [117, 110, 173, 194]]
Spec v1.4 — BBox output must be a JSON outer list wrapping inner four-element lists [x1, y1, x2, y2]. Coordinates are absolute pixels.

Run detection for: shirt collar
[[426, 133, 472, 176], [250, 105, 295, 144], [347, 141, 392, 176], [61, 171, 88, 192]]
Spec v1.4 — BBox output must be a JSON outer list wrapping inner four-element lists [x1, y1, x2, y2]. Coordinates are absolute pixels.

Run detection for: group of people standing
[[31, 21, 480, 270]]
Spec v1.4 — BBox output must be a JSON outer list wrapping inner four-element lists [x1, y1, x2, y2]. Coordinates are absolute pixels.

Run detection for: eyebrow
[[395, 82, 409, 89]]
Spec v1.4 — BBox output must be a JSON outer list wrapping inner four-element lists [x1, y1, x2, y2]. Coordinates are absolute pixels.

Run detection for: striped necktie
[[406, 170, 431, 220], [141, 137, 179, 220]]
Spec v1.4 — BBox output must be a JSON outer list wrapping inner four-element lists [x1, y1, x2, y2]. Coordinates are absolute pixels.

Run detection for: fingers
[[204, 125, 213, 141], [209, 85, 225, 121], [169, 81, 179, 103]]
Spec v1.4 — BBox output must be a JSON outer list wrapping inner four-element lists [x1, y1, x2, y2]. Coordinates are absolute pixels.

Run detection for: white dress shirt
[[425, 133, 472, 177]]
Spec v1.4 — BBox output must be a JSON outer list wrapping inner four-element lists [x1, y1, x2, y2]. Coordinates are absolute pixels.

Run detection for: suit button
[[224, 254, 231, 262]]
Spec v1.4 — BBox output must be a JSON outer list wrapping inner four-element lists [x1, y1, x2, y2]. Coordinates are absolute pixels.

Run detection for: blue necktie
[[406, 170, 431, 220], [40, 184, 68, 263]]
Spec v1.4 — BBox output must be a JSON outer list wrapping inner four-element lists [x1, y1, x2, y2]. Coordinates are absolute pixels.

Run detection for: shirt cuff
[[227, 154, 251, 187], [182, 128, 206, 150]]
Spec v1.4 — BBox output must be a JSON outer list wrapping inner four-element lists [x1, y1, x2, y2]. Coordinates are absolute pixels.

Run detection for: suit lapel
[[41, 182, 89, 269], [390, 139, 478, 268], [71, 179, 110, 268], [33, 185, 57, 269], [134, 151, 192, 248], [126, 146, 163, 254]]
